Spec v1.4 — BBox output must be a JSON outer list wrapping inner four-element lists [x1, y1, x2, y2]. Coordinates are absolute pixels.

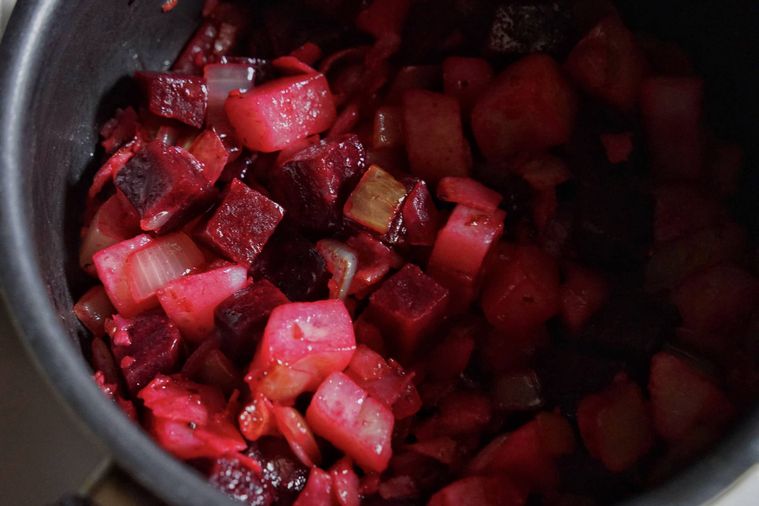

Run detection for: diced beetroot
[[346, 232, 402, 297], [238, 394, 277, 442], [93, 234, 154, 317], [600, 132, 634, 164], [436, 177, 502, 213], [189, 129, 229, 185], [428, 204, 506, 281], [210, 453, 276, 506], [202, 179, 284, 265], [184, 345, 240, 394], [87, 138, 144, 208], [272, 405, 323, 467], [271, 134, 366, 232], [407, 437, 459, 466], [481, 244, 560, 333], [559, 263, 609, 334], [80, 193, 141, 274], [93, 370, 138, 420], [672, 265, 758, 337], [378, 475, 417, 500], [100, 106, 139, 154], [415, 390, 492, 440], [253, 227, 331, 302], [330, 458, 360, 506], [140, 375, 245, 459], [577, 377, 654, 472], [400, 179, 440, 247], [649, 352, 734, 441], [327, 102, 361, 140], [114, 140, 213, 233], [276, 135, 322, 167], [353, 316, 386, 355], [215, 280, 290, 361], [306, 372, 394, 473], [403, 90, 471, 183], [158, 264, 248, 342], [343, 165, 408, 236], [247, 300, 356, 402], [467, 412, 574, 490], [124, 232, 206, 306], [367, 264, 449, 361], [640, 77, 704, 180], [565, 15, 646, 111], [356, 0, 410, 38], [653, 185, 724, 244], [316, 239, 359, 300], [492, 369, 544, 412], [74, 285, 116, 338], [442, 57, 494, 113], [294, 467, 333, 506], [372, 106, 404, 150], [225, 72, 336, 152], [108, 311, 182, 394], [472, 54, 577, 160], [428, 476, 527, 506], [135, 72, 208, 128]]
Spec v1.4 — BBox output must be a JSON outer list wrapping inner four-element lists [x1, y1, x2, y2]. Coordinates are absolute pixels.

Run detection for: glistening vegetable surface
[[72, 1, 757, 505]]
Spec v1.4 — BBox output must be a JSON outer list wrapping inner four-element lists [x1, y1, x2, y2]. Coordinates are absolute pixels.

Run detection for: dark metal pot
[[0, 1, 756, 505]]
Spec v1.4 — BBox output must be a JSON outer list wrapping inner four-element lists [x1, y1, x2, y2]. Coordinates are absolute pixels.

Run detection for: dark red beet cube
[[271, 134, 366, 232], [215, 279, 290, 361], [253, 225, 330, 302], [108, 310, 182, 394], [135, 71, 208, 128], [210, 454, 276, 506], [487, 1, 572, 56], [114, 140, 213, 233], [367, 263, 449, 361], [203, 179, 284, 265]]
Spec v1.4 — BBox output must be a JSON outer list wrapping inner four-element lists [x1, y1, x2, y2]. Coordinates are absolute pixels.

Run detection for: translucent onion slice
[[73, 285, 116, 337], [204, 62, 256, 126], [316, 239, 358, 300], [343, 165, 408, 235], [125, 232, 206, 304]]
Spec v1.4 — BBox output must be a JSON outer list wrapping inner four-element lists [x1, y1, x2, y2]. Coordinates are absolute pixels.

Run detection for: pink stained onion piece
[[316, 239, 359, 300]]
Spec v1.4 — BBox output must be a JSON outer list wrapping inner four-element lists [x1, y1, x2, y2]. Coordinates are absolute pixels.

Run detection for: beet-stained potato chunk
[[306, 372, 395, 473], [225, 72, 336, 152], [135, 71, 208, 128], [271, 134, 366, 232], [471, 54, 577, 160], [367, 263, 449, 360], [247, 300, 356, 402], [203, 179, 285, 265], [108, 310, 182, 394], [403, 89, 472, 183], [115, 141, 213, 234]]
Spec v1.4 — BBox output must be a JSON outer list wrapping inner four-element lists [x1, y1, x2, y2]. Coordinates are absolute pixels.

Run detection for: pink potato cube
[[135, 72, 208, 128], [403, 89, 471, 183], [367, 263, 449, 361], [225, 72, 336, 152], [428, 204, 506, 280], [247, 300, 356, 402], [158, 264, 249, 342], [306, 372, 394, 473]]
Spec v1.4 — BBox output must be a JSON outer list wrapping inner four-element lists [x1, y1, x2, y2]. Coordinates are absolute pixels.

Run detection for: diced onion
[[316, 239, 358, 300], [125, 232, 206, 303], [343, 165, 408, 235], [204, 63, 256, 125]]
